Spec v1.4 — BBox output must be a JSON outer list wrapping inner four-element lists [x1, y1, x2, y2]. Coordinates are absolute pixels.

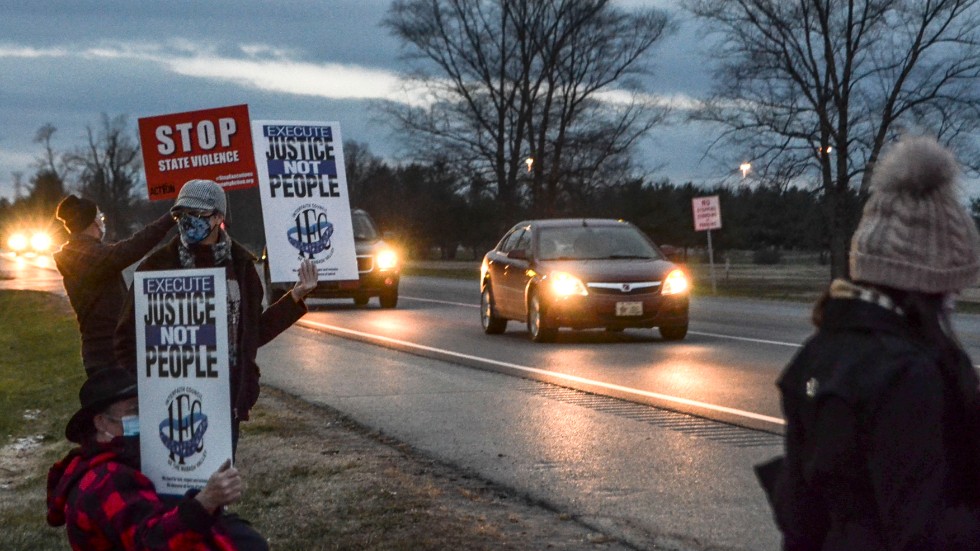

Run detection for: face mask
[[178, 214, 214, 245], [121, 415, 140, 437]]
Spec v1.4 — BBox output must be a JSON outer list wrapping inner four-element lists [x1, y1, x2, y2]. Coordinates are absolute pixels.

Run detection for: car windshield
[[537, 225, 662, 261], [351, 211, 380, 241]]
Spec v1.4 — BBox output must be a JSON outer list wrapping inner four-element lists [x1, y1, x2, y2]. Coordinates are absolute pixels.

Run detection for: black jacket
[[773, 297, 980, 550], [114, 236, 306, 422], [54, 214, 174, 374]]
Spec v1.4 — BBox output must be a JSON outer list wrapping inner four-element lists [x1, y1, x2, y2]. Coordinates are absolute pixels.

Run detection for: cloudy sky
[[0, 0, 725, 202]]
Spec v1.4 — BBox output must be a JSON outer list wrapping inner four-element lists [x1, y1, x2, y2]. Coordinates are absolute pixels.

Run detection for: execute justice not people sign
[[692, 195, 723, 231], [138, 104, 258, 200], [252, 119, 358, 283], [134, 268, 233, 497]]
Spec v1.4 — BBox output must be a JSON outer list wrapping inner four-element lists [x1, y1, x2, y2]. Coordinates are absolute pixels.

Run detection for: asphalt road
[[298, 276, 810, 432]]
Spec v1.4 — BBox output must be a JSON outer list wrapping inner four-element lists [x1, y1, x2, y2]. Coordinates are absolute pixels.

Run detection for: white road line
[[298, 318, 787, 427], [401, 295, 804, 348], [688, 331, 801, 348], [402, 295, 477, 308]]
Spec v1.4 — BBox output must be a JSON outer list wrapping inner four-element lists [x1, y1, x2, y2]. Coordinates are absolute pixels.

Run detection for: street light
[[525, 157, 534, 172], [739, 162, 751, 178]]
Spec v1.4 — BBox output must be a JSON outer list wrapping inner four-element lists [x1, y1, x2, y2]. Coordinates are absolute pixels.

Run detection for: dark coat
[[54, 213, 174, 374], [773, 297, 980, 550], [115, 236, 306, 422]]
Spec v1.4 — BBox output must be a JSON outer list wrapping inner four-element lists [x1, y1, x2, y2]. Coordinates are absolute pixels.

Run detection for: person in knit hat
[[761, 135, 980, 549], [54, 194, 175, 375], [115, 179, 318, 453]]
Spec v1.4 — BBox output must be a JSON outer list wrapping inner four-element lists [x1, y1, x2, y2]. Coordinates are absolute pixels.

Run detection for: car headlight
[[30, 232, 52, 253], [661, 269, 689, 295], [8, 232, 28, 253], [548, 271, 588, 297], [376, 249, 398, 271]]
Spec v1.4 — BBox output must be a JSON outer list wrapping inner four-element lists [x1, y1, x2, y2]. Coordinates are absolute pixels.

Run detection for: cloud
[[0, 39, 418, 104]]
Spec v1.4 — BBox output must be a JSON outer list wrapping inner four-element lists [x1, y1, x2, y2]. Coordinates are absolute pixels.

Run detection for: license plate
[[616, 301, 642, 316]]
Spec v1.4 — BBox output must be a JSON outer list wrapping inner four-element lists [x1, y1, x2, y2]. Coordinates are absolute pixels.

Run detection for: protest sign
[[252, 120, 358, 283], [134, 268, 233, 497], [138, 104, 258, 200]]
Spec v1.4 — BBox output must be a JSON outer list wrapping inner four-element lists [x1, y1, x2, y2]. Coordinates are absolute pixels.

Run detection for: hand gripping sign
[[252, 120, 358, 284], [134, 268, 233, 496]]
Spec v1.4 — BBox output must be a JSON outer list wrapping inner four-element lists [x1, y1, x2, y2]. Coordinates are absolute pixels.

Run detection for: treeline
[[343, 143, 865, 261], [1, 133, 868, 262]]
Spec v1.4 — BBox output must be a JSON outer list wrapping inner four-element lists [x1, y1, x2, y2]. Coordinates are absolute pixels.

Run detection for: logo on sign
[[287, 204, 334, 262], [160, 387, 209, 468]]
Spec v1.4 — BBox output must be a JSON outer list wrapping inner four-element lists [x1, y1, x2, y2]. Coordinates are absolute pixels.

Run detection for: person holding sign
[[115, 179, 317, 449], [46, 369, 267, 550], [55, 194, 175, 375]]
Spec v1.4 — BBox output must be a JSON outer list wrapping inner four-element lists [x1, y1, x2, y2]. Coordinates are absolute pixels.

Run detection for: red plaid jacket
[[47, 439, 236, 550]]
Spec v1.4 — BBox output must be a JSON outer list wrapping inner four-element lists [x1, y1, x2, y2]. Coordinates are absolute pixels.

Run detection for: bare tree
[[687, 0, 980, 278], [71, 114, 144, 239], [384, 0, 670, 217]]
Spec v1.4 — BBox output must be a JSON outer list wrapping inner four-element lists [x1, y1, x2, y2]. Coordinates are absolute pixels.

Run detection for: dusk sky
[[0, 1, 736, 202]]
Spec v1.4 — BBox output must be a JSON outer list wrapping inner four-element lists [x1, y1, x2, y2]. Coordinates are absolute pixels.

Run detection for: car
[[263, 208, 400, 308], [480, 218, 690, 342], [5, 227, 54, 256]]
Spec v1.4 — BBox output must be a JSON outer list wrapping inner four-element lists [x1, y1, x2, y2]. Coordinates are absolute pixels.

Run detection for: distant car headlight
[[376, 249, 398, 271], [548, 271, 588, 297], [30, 232, 52, 253], [8, 232, 28, 253], [661, 269, 689, 295]]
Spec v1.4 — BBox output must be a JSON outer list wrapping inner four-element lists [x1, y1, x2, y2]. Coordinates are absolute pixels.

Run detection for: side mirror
[[507, 249, 528, 260]]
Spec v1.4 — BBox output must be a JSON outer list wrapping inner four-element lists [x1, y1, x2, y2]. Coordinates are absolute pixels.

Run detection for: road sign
[[692, 195, 722, 232]]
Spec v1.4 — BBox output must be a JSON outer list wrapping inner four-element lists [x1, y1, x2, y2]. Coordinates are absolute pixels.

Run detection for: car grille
[[586, 281, 661, 296], [357, 255, 373, 273]]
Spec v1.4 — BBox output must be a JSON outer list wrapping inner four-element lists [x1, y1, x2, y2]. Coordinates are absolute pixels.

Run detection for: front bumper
[[543, 291, 688, 329]]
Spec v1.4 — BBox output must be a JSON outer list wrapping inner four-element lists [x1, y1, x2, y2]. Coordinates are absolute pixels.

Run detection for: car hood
[[533, 258, 677, 283], [355, 239, 386, 255]]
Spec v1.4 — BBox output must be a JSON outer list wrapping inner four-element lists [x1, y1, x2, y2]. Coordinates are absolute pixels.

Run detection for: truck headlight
[[8, 232, 28, 253], [30, 232, 52, 253], [376, 249, 398, 271]]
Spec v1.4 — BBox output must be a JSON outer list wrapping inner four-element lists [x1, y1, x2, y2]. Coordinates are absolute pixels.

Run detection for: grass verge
[[0, 290, 625, 550]]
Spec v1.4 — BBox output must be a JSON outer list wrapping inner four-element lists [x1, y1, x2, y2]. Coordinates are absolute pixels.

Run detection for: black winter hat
[[65, 368, 137, 443], [56, 195, 98, 234]]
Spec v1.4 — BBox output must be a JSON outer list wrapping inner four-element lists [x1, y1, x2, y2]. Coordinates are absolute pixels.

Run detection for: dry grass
[[0, 290, 626, 550]]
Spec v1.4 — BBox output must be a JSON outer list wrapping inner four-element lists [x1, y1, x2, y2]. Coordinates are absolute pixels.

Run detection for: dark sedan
[[480, 219, 690, 342]]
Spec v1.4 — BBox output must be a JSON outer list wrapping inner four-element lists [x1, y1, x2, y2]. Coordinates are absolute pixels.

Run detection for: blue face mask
[[121, 415, 140, 437], [177, 213, 214, 245]]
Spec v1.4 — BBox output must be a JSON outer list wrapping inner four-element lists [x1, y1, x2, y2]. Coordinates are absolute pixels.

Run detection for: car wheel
[[353, 293, 370, 307], [527, 291, 557, 343], [659, 323, 688, 341], [481, 285, 507, 334], [379, 288, 398, 309]]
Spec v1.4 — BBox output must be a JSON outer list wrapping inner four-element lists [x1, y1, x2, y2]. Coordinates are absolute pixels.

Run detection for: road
[[298, 277, 809, 432]]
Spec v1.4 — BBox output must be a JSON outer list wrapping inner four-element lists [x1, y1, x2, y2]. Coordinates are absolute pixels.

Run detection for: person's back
[[54, 195, 174, 375], [766, 136, 980, 550], [777, 283, 980, 549]]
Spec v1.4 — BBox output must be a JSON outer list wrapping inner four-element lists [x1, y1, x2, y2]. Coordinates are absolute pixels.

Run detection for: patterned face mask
[[177, 213, 214, 245]]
